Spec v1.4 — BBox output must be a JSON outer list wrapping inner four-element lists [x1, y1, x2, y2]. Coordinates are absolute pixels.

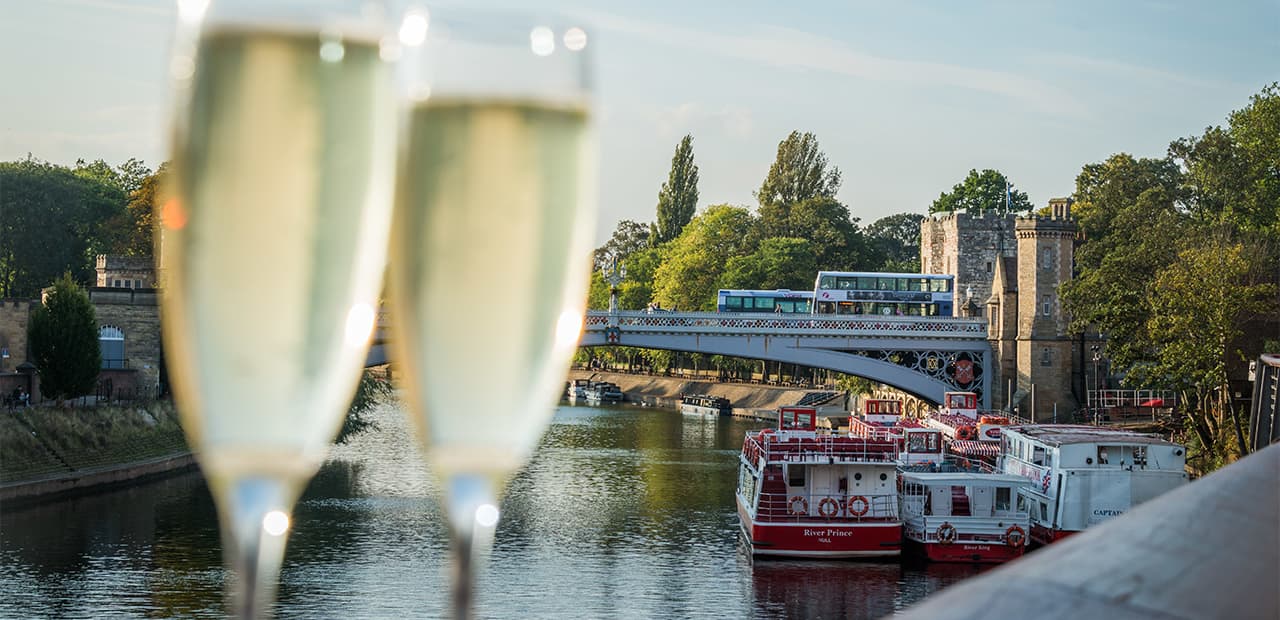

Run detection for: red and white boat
[[998, 425, 1188, 545], [898, 471, 1033, 563], [848, 398, 945, 467], [924, 391, 1020, 467], [736, 406, 902, 558]]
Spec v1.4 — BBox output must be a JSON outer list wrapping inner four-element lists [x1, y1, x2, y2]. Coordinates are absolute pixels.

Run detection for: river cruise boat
[[566, 379, 590, 404], [680, 394, 732, 417], [923, 392, 1022, 466], [998, 425, 1188, 545], [583, 382, 624, 405], [736, 406, 902, 558], [848, 398, 945, 468], [899, 472, 1033, 563]]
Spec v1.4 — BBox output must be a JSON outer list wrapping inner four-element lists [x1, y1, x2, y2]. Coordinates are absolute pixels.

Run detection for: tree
[[336, 370, 390, 444], [0, 157, 125, 298], [866, 213, 924, 272], [722, 237, 818, 291], [1145, 237, 1276, 467], [651, 205, 756, 310], [757, 131, 842, 236], [786, 197, 876, 269], [1170, 82, 1280, 234], [653, 135, 700, 245], [928, 169, 1032, 214], [28, 273, 101, 404], [593, 220, 652, 272]]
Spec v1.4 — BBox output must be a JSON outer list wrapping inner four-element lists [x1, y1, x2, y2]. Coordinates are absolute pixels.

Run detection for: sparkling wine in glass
[[387, 8, 596, 617], [161, 0, 398, 615]]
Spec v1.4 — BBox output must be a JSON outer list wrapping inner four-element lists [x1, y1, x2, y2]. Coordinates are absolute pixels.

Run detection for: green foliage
[[722, 237, 817, 291], [652, 205, 756, 310], [0, 157, 125, 297], [1169, 82, 1280, 234], [28, 273, 101, 402], [834, 373, 875, 396], [757, 131, 842, 234], [654, 135, 700, 245], [786, 197, 875, 269], [337, 370, 391, 444], [593, 219, 652, 272], [928, 169, 1032, 214], [866, 213, 924, 272]]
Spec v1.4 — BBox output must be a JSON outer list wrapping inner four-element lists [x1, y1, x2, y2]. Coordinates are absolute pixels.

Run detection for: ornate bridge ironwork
[[579, 310, 991, 407]]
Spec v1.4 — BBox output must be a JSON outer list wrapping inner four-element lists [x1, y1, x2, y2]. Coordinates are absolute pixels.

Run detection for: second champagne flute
[[387, 8, 597, 618]]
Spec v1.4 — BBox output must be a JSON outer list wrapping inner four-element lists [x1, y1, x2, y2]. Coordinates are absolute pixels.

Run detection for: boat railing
[[902, 512, 1030, 545], [742, 432, 898, 465], [757, 490, 899, 522]]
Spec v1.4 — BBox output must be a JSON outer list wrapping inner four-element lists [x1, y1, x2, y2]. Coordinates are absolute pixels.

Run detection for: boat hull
[[737, 501, 901, 558], [1030, 523, 1077, 547], [904, 536, 1024, 564]]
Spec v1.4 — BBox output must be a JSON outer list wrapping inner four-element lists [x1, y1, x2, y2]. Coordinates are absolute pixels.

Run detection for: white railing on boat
[[758, 491, 899, 522], [742, 432, 899, 466]]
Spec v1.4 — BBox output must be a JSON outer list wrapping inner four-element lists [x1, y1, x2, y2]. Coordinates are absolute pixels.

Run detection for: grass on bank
[[0, 401, 189, 484]]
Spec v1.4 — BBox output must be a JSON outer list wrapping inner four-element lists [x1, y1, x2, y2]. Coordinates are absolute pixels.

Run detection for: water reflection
[[1, 403, 986, 618]]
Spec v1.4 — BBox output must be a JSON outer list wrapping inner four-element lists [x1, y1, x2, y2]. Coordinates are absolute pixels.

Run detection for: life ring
[[818, 497, 840, 518], [956, 426, 975, 440], [1005, 524, 1026, 547], [936, 522, 957, 545], [788, 496, 808, 515], [847, 495, 870, 517]]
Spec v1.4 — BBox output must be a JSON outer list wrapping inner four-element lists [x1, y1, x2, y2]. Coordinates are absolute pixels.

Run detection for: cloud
[[584, 11, 1087, 117], [46, 0, 171, 18], [1034, 53, 1234, 90]]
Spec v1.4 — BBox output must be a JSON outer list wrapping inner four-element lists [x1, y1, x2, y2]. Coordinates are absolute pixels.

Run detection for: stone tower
[[920, 212, 1017, 317], [1014, 198, 1078, 421]]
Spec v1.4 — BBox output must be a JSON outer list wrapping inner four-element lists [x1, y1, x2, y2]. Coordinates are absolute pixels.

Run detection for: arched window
[[99, 326, 125, 369]]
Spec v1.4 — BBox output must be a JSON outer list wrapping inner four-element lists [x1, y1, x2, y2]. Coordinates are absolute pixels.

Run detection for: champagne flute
[[387, 8, 596, 618], [160, 0, 398, 616]]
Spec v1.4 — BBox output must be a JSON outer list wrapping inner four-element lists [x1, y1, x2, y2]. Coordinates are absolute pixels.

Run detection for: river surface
[[0, 404, 985, 619]]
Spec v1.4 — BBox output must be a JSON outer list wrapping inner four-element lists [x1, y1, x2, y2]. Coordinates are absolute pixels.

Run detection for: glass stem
[[219, 476, 297, 619], [445, 473, 499, 620]]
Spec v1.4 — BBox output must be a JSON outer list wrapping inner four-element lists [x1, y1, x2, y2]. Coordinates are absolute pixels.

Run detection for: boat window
[[1032, 445, 1046, 466], [1016, 494, 1027, 513], [1040, 502, 1048, 521], [1097, 446, 1110, 465], [787, 465, 805, 487], [1133, 445, 1147, 466], [995, 487, 1011, 512]]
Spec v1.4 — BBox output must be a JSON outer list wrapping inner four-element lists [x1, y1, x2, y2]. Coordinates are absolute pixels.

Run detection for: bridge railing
[[584, 310, 987, 337]]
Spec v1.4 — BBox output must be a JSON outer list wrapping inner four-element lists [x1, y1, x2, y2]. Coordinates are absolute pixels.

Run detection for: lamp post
[[1090, 344, 1101, 413], [607, 256, 627, 318]]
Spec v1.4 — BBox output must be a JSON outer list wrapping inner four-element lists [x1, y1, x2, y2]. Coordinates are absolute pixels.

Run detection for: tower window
[[986, 261, 993, 274], [1042, 295, 1051, 316], [1041, 347, 1052, 367], [1041, 248, 1052, 270]]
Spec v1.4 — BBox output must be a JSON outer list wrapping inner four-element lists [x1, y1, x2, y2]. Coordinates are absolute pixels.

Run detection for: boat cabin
[[942, 391, 979, 420], [899, 472, 1034, 562], [999, 425, 1187, 544]]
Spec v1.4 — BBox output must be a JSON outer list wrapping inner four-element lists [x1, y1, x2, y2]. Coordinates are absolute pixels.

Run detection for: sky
[[2, 0, 1278, 243]]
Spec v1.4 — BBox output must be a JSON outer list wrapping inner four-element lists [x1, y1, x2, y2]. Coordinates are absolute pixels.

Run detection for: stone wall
[[920, 212, 1017, 316], [96, 255, 158, 288], [0, 299, 34, 373], [88, 288, 163, 390]]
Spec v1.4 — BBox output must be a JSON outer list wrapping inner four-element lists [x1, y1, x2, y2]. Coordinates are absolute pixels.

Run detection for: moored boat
[[736, 406, 902, 558], [680, 394, 732, 417], [584, 381, 624, 405], [848, 398, 945, 468], [899, 472, 1033, 563], [998, 425, 1188, 545], [566, 379, 590, 404]]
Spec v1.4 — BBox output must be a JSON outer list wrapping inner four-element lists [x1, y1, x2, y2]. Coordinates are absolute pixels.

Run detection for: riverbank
[[0, 400, 193, 504], [566, 369, 847, 419]]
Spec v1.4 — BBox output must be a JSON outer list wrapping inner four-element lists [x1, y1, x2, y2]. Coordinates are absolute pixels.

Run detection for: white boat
[[899, 471, 1033, 563], [566, 379, 590, 404], [998, 425, 1188, 545], [584, 382, 624, 405]]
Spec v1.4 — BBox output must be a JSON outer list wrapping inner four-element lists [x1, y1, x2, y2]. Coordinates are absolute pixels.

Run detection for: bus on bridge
[[813, 271, 954, 317]]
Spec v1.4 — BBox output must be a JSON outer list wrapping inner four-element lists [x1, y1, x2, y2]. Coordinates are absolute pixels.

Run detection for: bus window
[[857, 276, 876, 289], [907, 305, 922, 316], [726, 296, 743, 310], [817, 301, 835, 314], [928, 304, 939, 316], [837, 302, 854, 315], [877, 277, 897, 291], [777, 301, 793, 313], [756, 297, 775, 311], [837, 277, 854, 290], [897, 278, 911, 291], [930, 278, 948, 292], [819, 275, 835, 289]]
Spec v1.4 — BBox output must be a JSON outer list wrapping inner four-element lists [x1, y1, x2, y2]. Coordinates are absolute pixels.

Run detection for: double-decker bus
[[812, 271, 954, 317], [716, 289, 814, 313]]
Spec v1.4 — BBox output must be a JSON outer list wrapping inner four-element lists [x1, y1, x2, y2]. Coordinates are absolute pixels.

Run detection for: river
[[0, 403, 984, 619]]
